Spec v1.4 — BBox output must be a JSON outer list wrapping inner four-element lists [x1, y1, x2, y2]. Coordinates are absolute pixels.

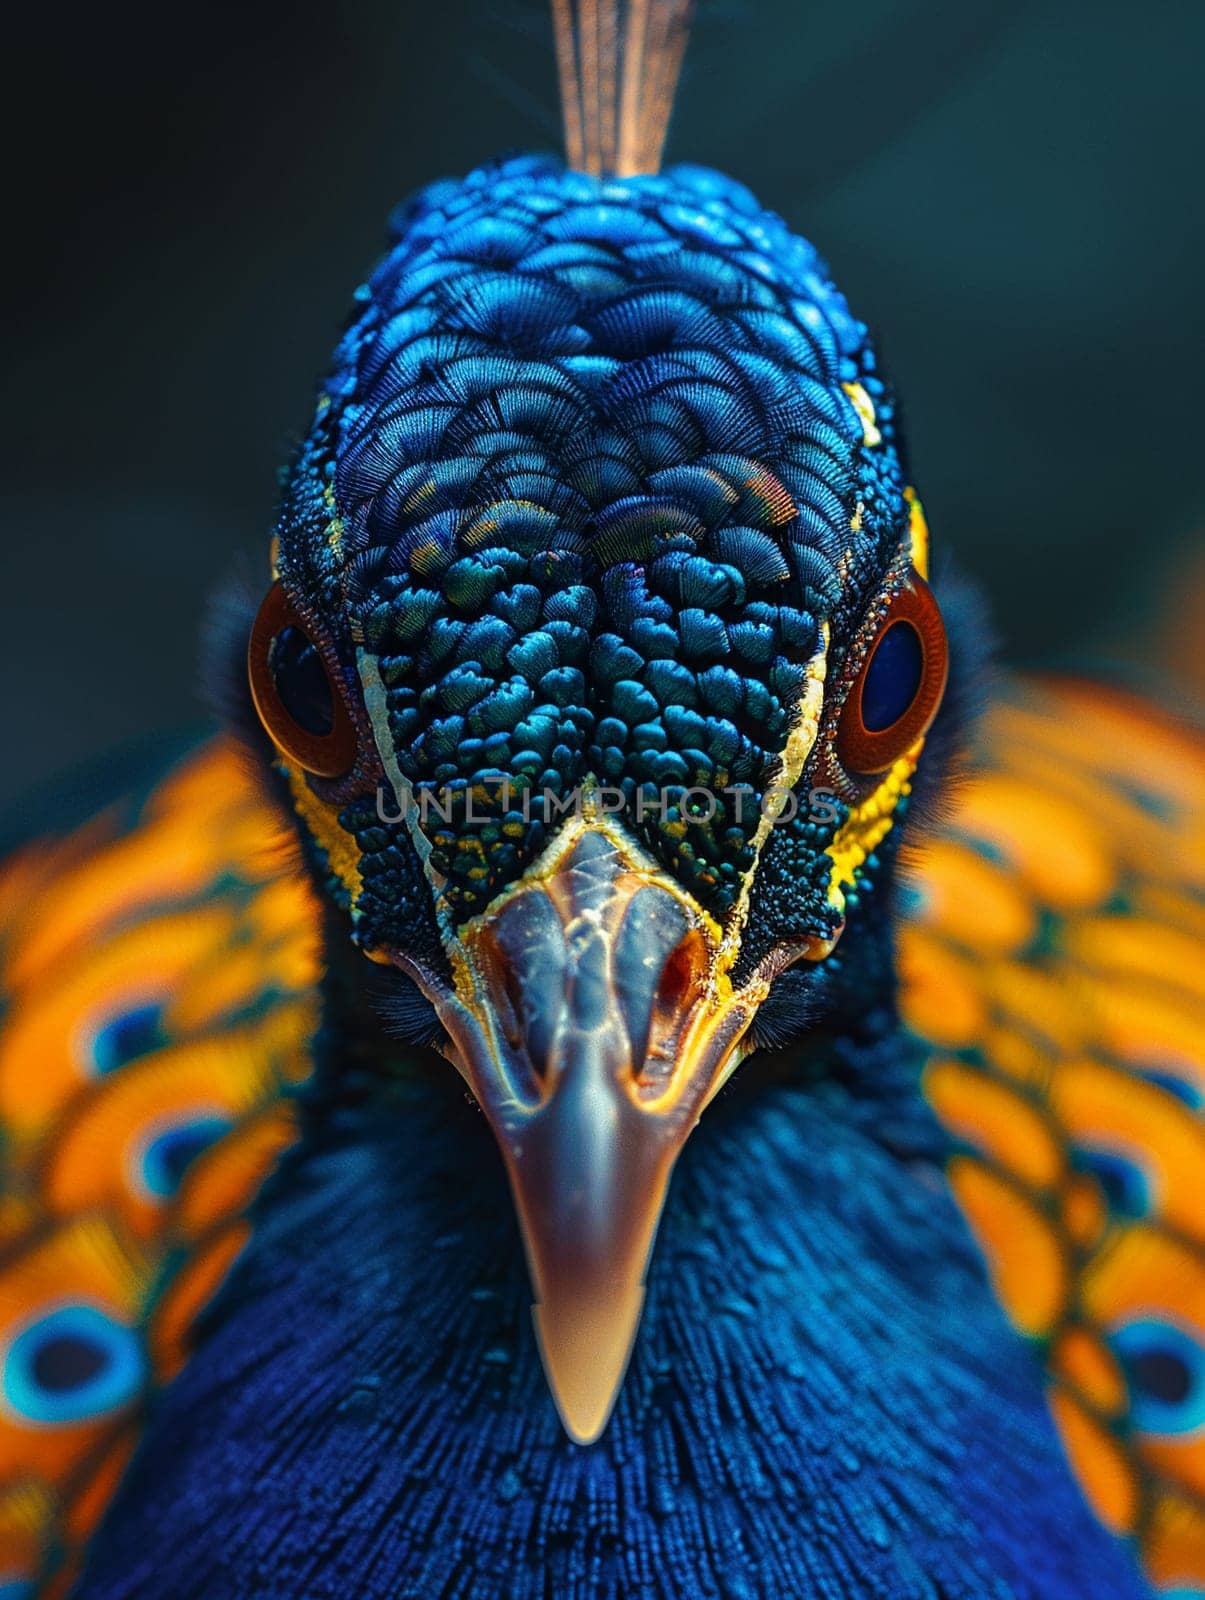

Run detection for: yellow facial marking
[[284, 765, 363, 915], [720, 624, 830, 967], [905, 487, 930, 580], [841, 381, 882, 448], [825, 751, 918, 909], [445, 794, 757, 1035]]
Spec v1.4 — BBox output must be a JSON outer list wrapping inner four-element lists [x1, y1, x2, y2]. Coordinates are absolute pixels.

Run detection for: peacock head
[[243, 157, 952, 1443]]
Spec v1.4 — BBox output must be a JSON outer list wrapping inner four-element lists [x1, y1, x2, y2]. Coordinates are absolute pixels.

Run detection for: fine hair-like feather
[[552, 0, 694, 175]]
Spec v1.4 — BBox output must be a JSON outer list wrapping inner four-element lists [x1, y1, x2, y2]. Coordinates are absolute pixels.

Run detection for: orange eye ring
[[247, 581, 359, 778], [835, 571, 948, 776]]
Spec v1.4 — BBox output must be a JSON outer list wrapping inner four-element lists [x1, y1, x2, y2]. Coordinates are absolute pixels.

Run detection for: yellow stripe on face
[[905, 488, 930, 580], [825, 751, 917, 910], [841, 381, 882, 448], [284, 765, 364, 916], [719, 626, 830, 969]]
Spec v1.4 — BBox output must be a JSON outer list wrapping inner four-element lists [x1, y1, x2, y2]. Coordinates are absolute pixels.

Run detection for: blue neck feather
[[77, 1035, 1149, 1599]]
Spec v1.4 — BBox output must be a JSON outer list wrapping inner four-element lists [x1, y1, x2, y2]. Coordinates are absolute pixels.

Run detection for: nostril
[[495, 957, 559, 1085], [657, 935, 702, 1014], [515, 965, 562, 1083], [615, 889, 681, 1075], [488, 890, 569, 1085], [497, 960, 526, 1052], [636, 926, 710, 1096], [614, 890, 709, 1093]]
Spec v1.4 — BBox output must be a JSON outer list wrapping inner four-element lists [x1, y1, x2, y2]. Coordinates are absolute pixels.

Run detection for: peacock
[[2, 5, 1202, 1597]]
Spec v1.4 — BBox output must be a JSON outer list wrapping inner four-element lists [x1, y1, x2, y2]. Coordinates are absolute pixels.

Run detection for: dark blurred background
[[3, 0, 1202, 814]]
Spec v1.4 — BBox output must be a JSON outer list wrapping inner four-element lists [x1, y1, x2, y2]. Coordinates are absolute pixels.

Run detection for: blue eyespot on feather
[[134, 1112, 233, 1200], [1111, 1317, 1205, 1438], [1075, 1144, 1154, 1219], [90, 1001, 165, 1076], [2, 1303, 145, 1426], [1139, 1067, 1203, 1110]]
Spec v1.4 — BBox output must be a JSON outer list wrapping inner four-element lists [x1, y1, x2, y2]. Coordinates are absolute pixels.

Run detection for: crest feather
[[552, 0, 694, 175]]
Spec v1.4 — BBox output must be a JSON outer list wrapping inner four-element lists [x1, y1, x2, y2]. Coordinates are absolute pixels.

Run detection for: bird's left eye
[[247, 581, 358, 778], [835, 570, 948, 775]]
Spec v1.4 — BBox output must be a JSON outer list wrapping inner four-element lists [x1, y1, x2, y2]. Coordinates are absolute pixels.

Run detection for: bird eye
[[835, 570, 948, 775], [270, 625, 334, 737], [247, 581, 358, 777]]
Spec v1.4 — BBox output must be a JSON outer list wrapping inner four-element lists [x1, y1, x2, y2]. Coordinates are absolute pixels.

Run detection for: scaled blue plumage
[[277, 157, 901, 953]]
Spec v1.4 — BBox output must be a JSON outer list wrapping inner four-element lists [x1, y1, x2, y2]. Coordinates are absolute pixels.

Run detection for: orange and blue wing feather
[[906, 678, 1205, 1594], [0, 742, 320, 1594]]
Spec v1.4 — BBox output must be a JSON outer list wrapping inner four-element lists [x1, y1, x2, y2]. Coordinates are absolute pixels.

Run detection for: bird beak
[[430, 820, 767, 1444]]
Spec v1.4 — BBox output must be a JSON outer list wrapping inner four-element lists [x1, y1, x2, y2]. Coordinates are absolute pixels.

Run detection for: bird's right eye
[[270, 625, 334, 737], [835, 570, 948, 777], [247, 582, 358, 777]]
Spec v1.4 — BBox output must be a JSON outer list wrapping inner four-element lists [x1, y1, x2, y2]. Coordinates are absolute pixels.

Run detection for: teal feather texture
[[276, 157, 904, 945], [75, 1043, 1151, 1600]]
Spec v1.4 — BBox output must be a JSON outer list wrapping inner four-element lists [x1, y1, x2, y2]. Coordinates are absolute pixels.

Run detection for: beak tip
[[533, 1284, 645, 1446]]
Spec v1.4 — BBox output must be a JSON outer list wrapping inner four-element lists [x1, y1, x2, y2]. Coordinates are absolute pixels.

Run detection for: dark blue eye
[[270, 624, 335, 737], [861, 620, 924, 732], [836, 572, 948, 776], [249, 582, 358, 778]]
